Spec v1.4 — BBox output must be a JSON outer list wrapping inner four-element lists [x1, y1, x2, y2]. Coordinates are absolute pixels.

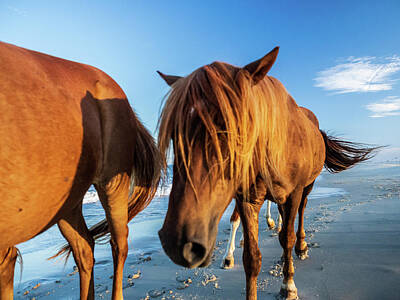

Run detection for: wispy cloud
[[7, 5, 27, 17], [314, 56, 400, 94], [366, 96, 400, 118]]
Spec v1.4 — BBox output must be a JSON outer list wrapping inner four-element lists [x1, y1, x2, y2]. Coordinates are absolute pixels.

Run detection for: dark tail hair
[[320, 130, 381, 173], [50, 114, 162, 260]]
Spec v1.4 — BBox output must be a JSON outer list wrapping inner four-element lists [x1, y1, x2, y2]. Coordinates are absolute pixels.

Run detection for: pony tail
[[320, 130, 380, 173], [127, 115, 162, 221]]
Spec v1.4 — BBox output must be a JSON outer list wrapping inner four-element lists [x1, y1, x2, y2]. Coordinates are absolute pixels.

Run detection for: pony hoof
[[295, 248, 309, 260], [221, 257, 234, 269], [267, 218, 276, 230], [279, 285, 298, 300]]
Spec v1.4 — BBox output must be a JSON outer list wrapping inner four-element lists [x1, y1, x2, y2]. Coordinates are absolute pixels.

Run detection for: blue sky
[[1, 1, 400, 156]]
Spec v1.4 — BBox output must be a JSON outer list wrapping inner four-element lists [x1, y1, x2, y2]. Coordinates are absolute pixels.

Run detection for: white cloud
[[314, 56, 400, 94], [366, 96, 400, 118]]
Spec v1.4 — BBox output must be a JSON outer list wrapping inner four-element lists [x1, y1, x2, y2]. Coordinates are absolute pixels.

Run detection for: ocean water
[[13, 162, 400, 295]]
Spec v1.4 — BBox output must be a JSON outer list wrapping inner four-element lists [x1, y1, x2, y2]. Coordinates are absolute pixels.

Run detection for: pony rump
[[158, 62, 287, 199]]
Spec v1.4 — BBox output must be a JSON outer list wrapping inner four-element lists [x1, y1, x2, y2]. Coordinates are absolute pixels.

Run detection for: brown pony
[[157, 47, 377, 300], [0, 41, 161, 300]]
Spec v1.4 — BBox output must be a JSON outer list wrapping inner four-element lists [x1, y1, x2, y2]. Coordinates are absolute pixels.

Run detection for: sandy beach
[[14, 162, 400, 300]]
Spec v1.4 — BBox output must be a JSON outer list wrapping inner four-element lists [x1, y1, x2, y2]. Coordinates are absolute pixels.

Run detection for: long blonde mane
[[158, 62, 289, 199]]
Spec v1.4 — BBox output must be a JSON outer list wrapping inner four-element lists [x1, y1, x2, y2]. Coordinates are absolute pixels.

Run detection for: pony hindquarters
[[1, 41, 161, 300], [53, 103, 161, 300], [0, 41, 102, 300]]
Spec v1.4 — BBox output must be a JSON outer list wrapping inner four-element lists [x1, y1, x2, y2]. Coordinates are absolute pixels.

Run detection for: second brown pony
[[0, 41, 161, 300], [157, 47, 377, 300]]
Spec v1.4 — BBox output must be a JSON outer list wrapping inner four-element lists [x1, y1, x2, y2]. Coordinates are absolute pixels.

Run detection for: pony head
[[158, 47, 281, 268]]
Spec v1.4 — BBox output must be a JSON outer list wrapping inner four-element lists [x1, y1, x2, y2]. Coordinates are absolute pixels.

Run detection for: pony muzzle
[[182, 241, 207, 268], [158, 228, 209, 268]]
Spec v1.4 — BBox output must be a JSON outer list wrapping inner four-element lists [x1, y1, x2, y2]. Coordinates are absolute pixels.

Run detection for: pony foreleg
[[236, 195, 263, 300], [96, 174, 129, 300], [0, 247, 18, 300], [58, 205, 95, 300], [221, 205, 240, 269], [295, 182, 314, 260], [265, 200, 276, 230], [278, 188, 303, 300]]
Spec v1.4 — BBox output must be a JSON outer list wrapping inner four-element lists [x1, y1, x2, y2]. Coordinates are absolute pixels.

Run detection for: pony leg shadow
[[0, 246, 18, 300]]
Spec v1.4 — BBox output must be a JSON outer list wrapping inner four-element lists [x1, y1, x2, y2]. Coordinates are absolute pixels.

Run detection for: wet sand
[[15, 164, 400, 299]]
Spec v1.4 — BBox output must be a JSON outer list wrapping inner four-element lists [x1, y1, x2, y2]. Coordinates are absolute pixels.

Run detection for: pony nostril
[[182, 242, 206, 266]]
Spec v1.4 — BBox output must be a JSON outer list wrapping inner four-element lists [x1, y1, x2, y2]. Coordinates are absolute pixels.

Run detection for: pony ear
[[157, 71, 182, 86], [243, 47, 279, 84]]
